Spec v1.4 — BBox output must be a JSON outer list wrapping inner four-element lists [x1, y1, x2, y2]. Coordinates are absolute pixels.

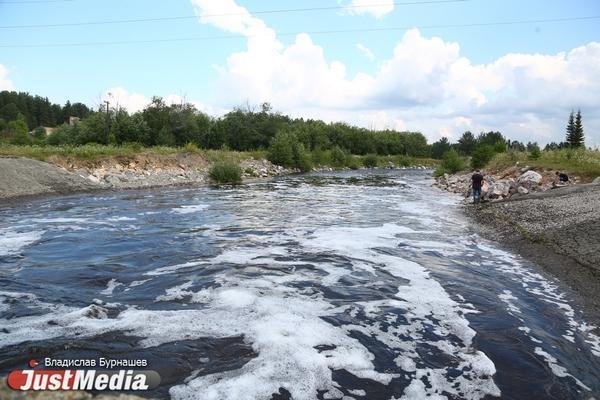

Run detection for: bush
[[471, 145, 495, 169], [363, 153, 378, 168], [434, 150, 464, 176], [346, 157, 360, 170], [311, 147, 331, 166], [267, 132, 295, 167], [331, 146, 348, 167], [184, 142, 199, 153], [529, 145, 541, 160], [293, 143, 313, 172], [209, 161, 242, 184]]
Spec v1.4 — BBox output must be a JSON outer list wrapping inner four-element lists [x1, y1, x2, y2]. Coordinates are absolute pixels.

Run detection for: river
[[0, 169, 598, 399]]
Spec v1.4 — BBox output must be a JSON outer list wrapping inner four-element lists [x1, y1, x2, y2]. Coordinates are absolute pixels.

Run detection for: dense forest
[[1, 90, 570, 167]]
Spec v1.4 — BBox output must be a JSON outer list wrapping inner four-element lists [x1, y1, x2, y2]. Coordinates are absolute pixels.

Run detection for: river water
[[0, 169, 598, 399]]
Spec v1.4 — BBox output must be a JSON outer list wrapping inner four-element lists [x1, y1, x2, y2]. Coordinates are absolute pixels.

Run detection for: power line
[[0, 0, 74, 3], [0, 0, 469, 29], [1, 15, 598, 48]]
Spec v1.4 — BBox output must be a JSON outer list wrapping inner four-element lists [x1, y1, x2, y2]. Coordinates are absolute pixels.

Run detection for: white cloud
[[341, 0, 395, 19], [192, 0, 600, 146], [356, 43, 375, 61], [102, 87, 220, 116], [0, 64, 14, 91]]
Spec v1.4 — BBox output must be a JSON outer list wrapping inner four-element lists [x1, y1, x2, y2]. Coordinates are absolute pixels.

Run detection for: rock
[[517, 186, 529, 194], [517, 170, 542, 186], [593, 177, 600, 185], [104, 175, 122, 187], [488, 181, 511, 199]]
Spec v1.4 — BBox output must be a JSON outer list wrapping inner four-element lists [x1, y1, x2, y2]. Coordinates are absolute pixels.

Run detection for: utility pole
[[104, 100, 110, 145]]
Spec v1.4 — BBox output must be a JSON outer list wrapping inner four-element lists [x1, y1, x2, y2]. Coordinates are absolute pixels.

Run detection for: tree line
[[0, 91, 587, 166], [0, 91, 91, 130]]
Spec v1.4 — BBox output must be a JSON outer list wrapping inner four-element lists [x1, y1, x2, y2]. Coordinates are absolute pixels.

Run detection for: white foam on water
[[107, 216, 136, 222], [100, 279, 123, 296], [30, 217, 89, 224], [534, 347, 591, 391], [172, 204, 210, 214], [476, 243, 600, 359], [0, 228, 44, 256], [145, 261, 207, 276], [498, 290, 522, 315]]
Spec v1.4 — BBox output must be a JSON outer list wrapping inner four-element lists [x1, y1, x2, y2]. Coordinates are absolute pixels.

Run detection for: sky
[[1, 0, 599, 146]]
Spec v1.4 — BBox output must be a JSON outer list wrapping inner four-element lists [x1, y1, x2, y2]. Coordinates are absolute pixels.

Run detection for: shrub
[[434, 149, 464, 176], [471, 145, 495, 169], [529, 145, 541, 160], [363, 153, 378, 168], [331, 146, 348, 167], [346, 157, 360, 170], [209, 161, 242, 184], [267, 132, 295, 167], [293, 143, 313, 172], [184, 142, 199, 153], [311, 147, 331, 166]]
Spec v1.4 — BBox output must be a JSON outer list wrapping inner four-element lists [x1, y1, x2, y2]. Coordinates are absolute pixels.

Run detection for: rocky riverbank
[[0, 154, 288, 201], [435, 167, 600, 325]]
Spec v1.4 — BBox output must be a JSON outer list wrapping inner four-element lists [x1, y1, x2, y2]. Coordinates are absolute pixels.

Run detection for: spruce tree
[[566, 111, 575, 146], [571, 109, 585, 148]]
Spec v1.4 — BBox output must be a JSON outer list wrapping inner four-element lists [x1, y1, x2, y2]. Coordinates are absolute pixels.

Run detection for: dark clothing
[[559, 173, 569, 182], [472, 173, 484, 189], [473, 187, 482, 204]]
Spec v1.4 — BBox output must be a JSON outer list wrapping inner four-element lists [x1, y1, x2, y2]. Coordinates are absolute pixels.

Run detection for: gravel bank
[[466, 184, 600, 325], [0, 157, 101, 200], [0, 155, 288, 202]]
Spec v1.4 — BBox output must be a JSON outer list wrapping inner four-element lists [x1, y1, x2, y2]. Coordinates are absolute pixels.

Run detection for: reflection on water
[[0, 169, 598, 399]]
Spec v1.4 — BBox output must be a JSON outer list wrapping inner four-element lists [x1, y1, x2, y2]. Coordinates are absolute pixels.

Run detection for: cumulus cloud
[[356, 43, 375, 61], [341, 0, 395, 19], [0, 64, 14, 91], [102, 87, 219, 115], [193, 0, 600, 146]]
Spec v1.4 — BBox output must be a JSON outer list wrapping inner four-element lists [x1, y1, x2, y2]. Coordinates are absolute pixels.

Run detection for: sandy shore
[[465, 184, 600, 326]]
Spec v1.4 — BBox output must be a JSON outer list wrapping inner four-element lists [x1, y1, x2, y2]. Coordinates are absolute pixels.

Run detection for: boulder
[[517, 170, 542, 186], [517, 186, 529, 195], [593, 177, 600, 185], [488, 181, 511, 199]]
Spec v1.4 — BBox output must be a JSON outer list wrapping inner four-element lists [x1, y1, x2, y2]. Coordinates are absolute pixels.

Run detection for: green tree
[[470, 145, 495, 169], [435, 149, 465, 176], [457, 131, 477, 155], [431, 137, 452, 159], [8, 114, 30, 145], [568, 110, 585, 148]]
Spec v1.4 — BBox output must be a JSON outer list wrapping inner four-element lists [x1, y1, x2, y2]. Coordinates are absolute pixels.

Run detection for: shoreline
[[438, 171, 600, 327]]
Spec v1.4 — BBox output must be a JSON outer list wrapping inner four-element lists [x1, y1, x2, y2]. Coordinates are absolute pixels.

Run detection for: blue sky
[[1, 0, 599, 145]]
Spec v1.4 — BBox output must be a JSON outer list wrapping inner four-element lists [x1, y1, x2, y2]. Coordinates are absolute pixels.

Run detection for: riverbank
[[0, 151, 435, 201], [435, 167, 600, 325], [0, 154, 288, 201]]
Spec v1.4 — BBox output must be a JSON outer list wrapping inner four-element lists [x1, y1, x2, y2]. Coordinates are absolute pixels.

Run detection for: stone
[[517, 170, 542, 185], [104, 175, 121, 187], [517, 186, 529, 194], [592, 177, 600, 185]]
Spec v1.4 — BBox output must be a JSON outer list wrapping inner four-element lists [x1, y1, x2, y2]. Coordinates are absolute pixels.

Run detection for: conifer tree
[[570, 109, 585, 148], [565, 110, 575, 145]]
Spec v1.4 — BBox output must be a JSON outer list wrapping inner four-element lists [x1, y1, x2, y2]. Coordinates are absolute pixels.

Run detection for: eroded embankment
[[0, 154, 286, 201]]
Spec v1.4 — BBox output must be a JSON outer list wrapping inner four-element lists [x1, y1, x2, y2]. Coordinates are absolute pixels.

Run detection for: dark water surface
[[0, 170, 598, 399]]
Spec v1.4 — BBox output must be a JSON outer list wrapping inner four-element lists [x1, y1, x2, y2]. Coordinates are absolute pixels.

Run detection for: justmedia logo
[[7, 359, 161, 391]]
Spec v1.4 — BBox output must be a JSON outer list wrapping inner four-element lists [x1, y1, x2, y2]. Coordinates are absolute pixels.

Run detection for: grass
[[0, 143, 439, 171], [0, 143, 266, 163], [487, 149, 600, 179]]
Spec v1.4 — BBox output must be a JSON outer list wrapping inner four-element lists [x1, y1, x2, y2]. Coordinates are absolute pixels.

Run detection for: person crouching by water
[[472, 170, 484, 204], [553, 171, 569, 188]]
